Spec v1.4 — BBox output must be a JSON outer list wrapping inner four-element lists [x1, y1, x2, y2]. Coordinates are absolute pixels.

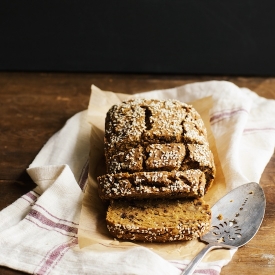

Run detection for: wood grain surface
[[0, 72, 274, 274]]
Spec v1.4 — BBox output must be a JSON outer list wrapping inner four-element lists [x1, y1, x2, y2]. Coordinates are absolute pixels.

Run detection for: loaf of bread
[[106, 198, 211, 242], [98, 98, 215, 200], [97, 98, 214, 242]]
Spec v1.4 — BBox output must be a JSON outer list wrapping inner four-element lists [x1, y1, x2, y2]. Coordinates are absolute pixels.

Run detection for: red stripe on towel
[[35, 238, 78, 275], [78, 158, 89, 190], [35, 204, 79, 226], [21, 191, 40, 205], [26, 208, 78, 236], [210, 108, 248, 124], [243, 127, 275, 134], [169, 260, 221, 275]]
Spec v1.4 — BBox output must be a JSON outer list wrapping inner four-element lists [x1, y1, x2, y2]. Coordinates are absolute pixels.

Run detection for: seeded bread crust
[[98, 99, 215, 199], [106, 198, 211, 242], [98, 169, 206, 200], [104, 99, 207, 152]]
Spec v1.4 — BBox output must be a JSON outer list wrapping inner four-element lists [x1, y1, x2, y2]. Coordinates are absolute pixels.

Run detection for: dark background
[[1, 0, 275, 75]]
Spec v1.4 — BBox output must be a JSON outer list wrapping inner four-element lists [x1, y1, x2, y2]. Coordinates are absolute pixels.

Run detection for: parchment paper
[[78, 85, 231, 262]]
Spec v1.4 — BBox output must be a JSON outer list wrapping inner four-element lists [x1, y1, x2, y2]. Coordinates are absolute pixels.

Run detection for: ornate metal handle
[[181, 243, 235, 275]]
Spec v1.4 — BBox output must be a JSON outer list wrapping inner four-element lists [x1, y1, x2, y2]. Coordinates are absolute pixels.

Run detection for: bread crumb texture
[[106, 198, 211, 242]]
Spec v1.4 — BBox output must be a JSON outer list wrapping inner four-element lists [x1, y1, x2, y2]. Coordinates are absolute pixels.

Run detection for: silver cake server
[[181, 182, 266, 275]]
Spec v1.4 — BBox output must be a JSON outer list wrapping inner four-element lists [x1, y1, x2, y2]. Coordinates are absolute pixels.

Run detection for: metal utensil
[[181, 182, 266, 275]]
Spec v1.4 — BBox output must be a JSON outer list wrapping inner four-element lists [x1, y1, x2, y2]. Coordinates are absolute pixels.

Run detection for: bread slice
[[106, 198, 211, 242], [98, 169, 206, 200]]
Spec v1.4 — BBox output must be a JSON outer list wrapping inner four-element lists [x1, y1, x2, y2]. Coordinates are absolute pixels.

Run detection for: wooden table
[[0, 72, 274, 274]]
